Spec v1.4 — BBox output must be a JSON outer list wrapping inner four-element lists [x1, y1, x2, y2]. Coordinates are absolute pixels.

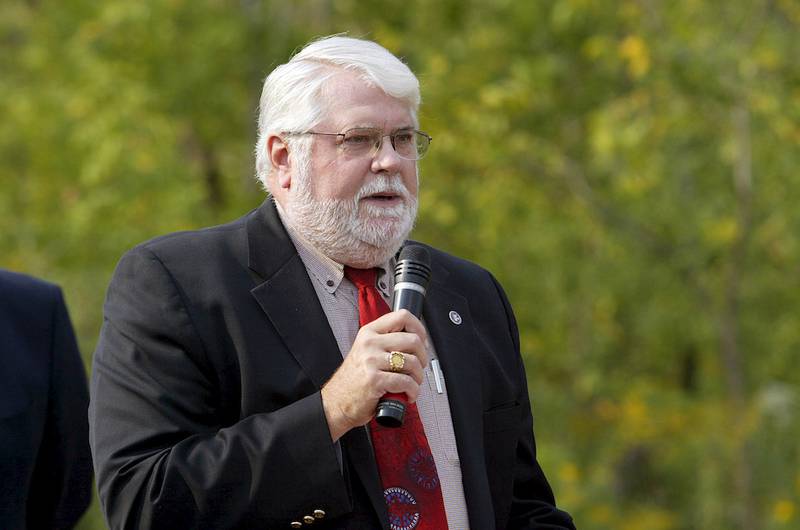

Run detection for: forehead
[[319, 71, 414, 130]]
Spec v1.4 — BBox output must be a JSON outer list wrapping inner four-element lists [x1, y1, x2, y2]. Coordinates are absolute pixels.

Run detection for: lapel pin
[[449, 310, 462, 325]]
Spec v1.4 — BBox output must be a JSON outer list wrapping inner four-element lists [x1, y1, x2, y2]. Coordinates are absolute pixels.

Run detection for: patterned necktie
[[344, 266, 449, 530]]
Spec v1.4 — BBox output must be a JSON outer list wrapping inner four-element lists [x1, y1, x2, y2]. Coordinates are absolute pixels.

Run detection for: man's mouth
[[361, 192, 402, 204]]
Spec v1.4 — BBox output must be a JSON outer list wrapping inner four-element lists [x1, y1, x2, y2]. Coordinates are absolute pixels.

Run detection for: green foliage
[[2, 1, 798, 529]]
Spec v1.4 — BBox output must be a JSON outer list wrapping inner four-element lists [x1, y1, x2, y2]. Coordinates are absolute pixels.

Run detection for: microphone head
[[395, 244, 431, 288]]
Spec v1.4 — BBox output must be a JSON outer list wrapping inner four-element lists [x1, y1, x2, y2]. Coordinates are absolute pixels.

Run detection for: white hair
[[254, 35, 421, 190]]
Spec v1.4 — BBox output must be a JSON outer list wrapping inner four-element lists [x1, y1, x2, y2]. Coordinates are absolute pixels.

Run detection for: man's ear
[[267, 135, 292, 189]]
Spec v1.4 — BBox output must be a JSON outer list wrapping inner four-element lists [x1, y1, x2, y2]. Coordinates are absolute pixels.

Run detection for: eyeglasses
[[284, 127, 432, 160]]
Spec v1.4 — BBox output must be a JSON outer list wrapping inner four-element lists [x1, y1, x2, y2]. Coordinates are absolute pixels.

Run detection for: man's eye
[[344, 134, 375, 145], [394, 132, 414, 144]]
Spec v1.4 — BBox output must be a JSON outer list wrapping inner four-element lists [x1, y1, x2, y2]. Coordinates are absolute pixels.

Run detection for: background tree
[[2, 1, 798, 529]]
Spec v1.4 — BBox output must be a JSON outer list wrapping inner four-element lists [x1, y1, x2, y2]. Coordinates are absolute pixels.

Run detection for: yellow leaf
[[558, 462, 580, 483], [619, 35, 650, 79], [773, 500, 795, 523]]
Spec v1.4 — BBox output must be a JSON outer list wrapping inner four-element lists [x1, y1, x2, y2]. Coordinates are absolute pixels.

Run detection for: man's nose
[[370, 137, 403, 173]]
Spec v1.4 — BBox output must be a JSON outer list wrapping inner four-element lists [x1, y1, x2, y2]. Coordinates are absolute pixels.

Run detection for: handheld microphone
[[375, 244, 432, 428]]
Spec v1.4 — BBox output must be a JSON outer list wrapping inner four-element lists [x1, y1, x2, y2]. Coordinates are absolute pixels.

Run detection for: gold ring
[[388, 351, 405, 372]]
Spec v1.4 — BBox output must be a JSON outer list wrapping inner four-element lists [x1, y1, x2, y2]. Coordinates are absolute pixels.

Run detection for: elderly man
[[90, 36, 575, 529]]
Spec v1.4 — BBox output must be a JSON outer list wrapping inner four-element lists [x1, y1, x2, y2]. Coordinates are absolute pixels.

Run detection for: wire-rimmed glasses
[[284, 127, 432, 160]]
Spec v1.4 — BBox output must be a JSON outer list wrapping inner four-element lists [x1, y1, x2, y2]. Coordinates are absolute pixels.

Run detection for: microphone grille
[[395, 245, 432, 287], [398, 244, 430, 267]]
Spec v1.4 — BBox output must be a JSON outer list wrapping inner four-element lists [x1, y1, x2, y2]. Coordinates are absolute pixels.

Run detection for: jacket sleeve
[[89, 247, 351, 529], [489, 273, 577, 530], [28, 286, 93, 530]]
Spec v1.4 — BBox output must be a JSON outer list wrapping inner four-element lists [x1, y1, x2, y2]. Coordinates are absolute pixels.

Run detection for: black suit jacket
[[90, 201, 575, 529], [0, 270, 92, 530]]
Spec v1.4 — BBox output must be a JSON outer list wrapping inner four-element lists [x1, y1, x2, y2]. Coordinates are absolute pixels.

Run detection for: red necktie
[[344, 266, 449, 530]]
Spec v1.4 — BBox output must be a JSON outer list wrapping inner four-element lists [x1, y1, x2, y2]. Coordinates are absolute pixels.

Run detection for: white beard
[[284, 166, 418, 268]]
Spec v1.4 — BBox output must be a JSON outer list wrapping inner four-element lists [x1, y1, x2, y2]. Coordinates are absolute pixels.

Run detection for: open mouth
[[362, 192, 402, 203]]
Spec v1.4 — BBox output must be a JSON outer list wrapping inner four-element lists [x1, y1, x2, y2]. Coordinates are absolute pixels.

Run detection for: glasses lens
[[341, 128, 381, 157], [340, 128, 430, 160], [413, 131, 430, 159], [392, 130, 417, 159], [391, 130, 430, 160]]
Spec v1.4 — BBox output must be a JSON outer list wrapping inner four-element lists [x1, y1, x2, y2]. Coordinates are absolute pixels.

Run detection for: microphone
[[375, 244, 432, 428]]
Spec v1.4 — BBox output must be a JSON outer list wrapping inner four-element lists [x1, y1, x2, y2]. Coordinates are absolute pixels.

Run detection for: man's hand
[[321, 309, 428, 442]]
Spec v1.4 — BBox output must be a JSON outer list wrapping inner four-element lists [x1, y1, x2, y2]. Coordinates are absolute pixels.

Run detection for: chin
[[335, 217, 412, 268], [361, 214, 414, 246]]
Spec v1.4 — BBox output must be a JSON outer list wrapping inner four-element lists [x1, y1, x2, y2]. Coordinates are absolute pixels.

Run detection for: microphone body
[[375, 245, 431, 428], [391, 281, 426, 315]]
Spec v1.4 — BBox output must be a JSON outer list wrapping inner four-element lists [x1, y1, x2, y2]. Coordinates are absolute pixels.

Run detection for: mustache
[[355, 175, 411, 202]]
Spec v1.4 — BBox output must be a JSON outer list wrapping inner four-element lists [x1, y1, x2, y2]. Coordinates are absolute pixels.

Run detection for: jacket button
[[313, 509, 326, 519], [290, 522, 302, 529]]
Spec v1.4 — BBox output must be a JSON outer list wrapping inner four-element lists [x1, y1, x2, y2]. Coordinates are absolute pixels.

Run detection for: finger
[[379, 372, 421, 403], [381, 351, 424, 386], [368, 309, 428, 342], [370, 331, 428, 368]]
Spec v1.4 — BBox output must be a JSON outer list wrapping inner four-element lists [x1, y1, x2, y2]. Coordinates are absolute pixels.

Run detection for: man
[[90, 36, 575, 529], [0, 269, 92, 529]]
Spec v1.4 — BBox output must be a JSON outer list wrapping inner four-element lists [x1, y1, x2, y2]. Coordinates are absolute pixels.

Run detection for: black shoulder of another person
[[0, 269, 61, 316]]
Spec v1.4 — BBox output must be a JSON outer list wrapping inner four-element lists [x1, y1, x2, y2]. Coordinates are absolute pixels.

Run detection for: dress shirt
[[276, 202, 470, 530]]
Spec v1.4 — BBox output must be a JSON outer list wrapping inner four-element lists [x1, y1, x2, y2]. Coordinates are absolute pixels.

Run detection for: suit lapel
[[424, 269, 496, 529], [246, 201, 388, 527], [247, 201, 342, 389], [250, 254, 343, 390]]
